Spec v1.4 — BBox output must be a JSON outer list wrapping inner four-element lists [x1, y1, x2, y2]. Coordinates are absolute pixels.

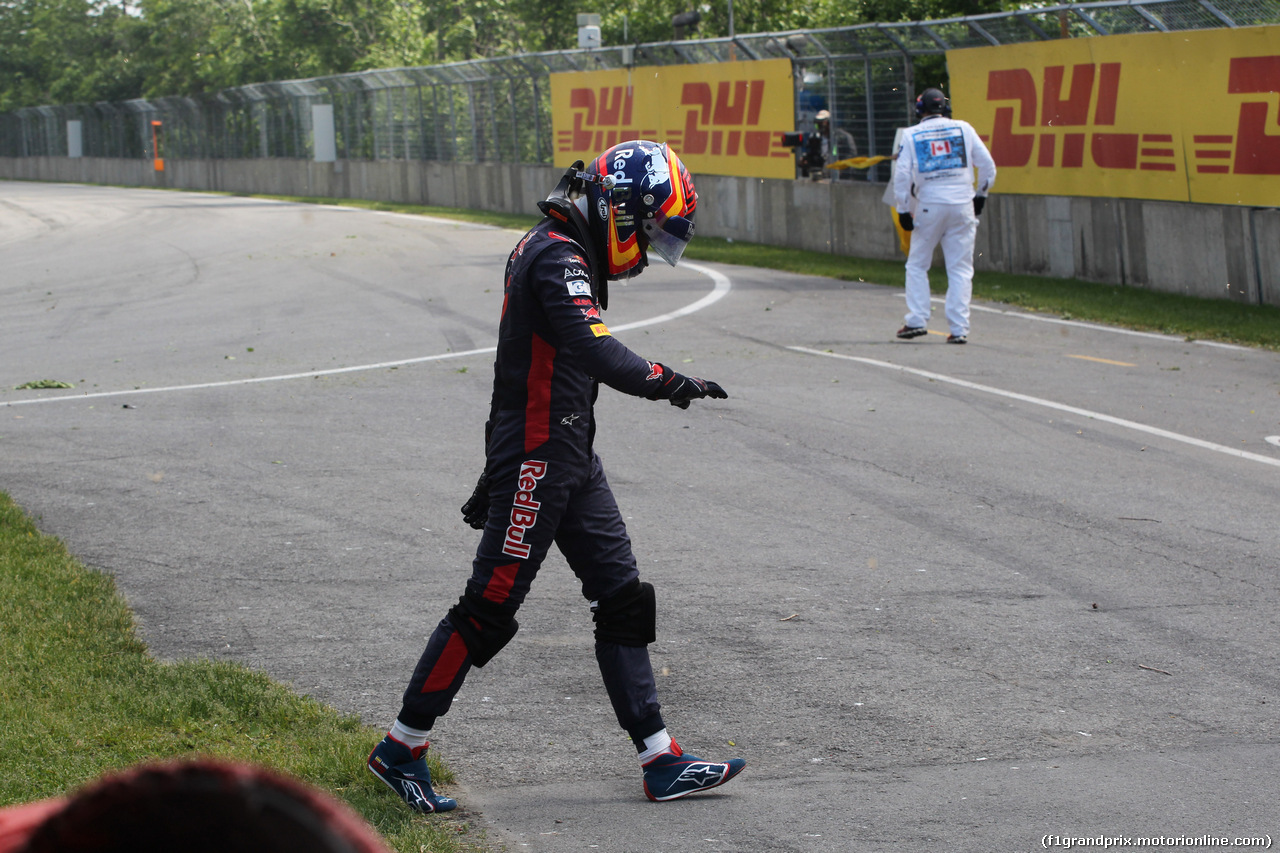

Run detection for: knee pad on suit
[[591, 579, 656, 647], [448, 592, 519, 668]]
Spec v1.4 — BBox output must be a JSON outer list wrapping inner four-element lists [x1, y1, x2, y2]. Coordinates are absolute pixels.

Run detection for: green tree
[[133, 0, 291, 94], [352, 0, 433, 69], [0, 0, 146, 111], [859, 0, 1005, 23], [507, 0, 584, 53], [1, 0, 1020, 111]]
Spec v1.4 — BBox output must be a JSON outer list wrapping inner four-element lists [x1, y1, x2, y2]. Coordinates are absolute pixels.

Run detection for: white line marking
[[787, 346, 1280, 470], [4, 349, 497, 407], [611, 263, 731, 332], [909, 294, 1253, 352], [304, 201, 510, 230], [4, 265, 731, 408]]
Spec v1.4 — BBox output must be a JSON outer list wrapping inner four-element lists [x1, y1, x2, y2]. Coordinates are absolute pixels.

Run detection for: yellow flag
[[890, 208, 911, 256], [826, 155, 891, 171]]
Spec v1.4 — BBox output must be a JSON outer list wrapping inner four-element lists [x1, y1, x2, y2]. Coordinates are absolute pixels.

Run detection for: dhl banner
[[947, 25, 1280, 205], [550, 59, 796, 180]]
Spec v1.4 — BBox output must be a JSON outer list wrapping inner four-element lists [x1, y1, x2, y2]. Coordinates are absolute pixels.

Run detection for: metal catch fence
[[2, 0, 1277, 182]]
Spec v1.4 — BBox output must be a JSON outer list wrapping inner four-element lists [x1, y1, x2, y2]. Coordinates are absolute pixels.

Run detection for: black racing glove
[[654, 366, 728, 410], [897, 211, 914, 232], [973, 196, 986, 217], [460, 471, 490, 529]]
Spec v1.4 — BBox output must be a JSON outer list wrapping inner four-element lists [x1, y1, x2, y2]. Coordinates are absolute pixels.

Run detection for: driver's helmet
[[582, 140, 697, 280]]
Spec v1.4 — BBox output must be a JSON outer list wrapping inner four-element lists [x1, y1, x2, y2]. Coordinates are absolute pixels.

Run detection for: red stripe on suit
[[483, 562, 520, 604], [421, 631, 469, 692], [525, 333, 555, 452]]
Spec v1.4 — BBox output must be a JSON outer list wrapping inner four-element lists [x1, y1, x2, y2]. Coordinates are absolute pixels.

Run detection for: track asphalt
[[3, 182, 1279, 852]]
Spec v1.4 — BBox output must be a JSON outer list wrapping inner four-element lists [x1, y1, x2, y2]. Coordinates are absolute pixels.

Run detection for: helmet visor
[[641, 209, 695, 266]]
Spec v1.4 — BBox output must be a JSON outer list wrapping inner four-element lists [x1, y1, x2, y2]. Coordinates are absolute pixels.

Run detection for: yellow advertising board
[[550, 58, 796, 180], [947, 25, 1280, 205]]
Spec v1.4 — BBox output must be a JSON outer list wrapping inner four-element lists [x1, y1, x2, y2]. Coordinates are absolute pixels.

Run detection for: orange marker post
[[151, 120, 164, 172]]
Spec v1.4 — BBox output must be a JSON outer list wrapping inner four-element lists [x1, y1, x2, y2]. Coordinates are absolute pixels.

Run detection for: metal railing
[[3, 0, 1277, 182]]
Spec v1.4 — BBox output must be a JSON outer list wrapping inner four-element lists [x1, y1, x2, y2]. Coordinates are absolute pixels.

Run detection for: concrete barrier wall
[[1254, 208, 1280, 309], [0, 156, 563, 217], [689, 173, 1276, 307], [2, 156, 1274, 307]]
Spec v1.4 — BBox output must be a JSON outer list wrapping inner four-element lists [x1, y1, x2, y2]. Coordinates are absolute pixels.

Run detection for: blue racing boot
[[642, 741, 745, 802], [367, 735, 458, 813]]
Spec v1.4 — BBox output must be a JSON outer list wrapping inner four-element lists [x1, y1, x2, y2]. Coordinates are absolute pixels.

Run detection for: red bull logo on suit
[[503, 459, 548, 559]]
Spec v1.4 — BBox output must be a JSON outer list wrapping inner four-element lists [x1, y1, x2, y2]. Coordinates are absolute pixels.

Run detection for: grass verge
[[259, 193, 1280, 351], [0, 491, 479, 853]]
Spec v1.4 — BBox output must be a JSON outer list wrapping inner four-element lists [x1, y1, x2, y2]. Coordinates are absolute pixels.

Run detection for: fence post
[[313, 104, 336, 162], [67, 120, 83, 158]]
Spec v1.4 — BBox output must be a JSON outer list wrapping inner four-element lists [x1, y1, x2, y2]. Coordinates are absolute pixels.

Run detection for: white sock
[[389, 719, 431, 749], [637, 728, 674, 764]]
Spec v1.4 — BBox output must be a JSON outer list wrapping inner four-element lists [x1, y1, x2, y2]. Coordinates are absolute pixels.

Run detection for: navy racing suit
[[397, 213, 692, 745]]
